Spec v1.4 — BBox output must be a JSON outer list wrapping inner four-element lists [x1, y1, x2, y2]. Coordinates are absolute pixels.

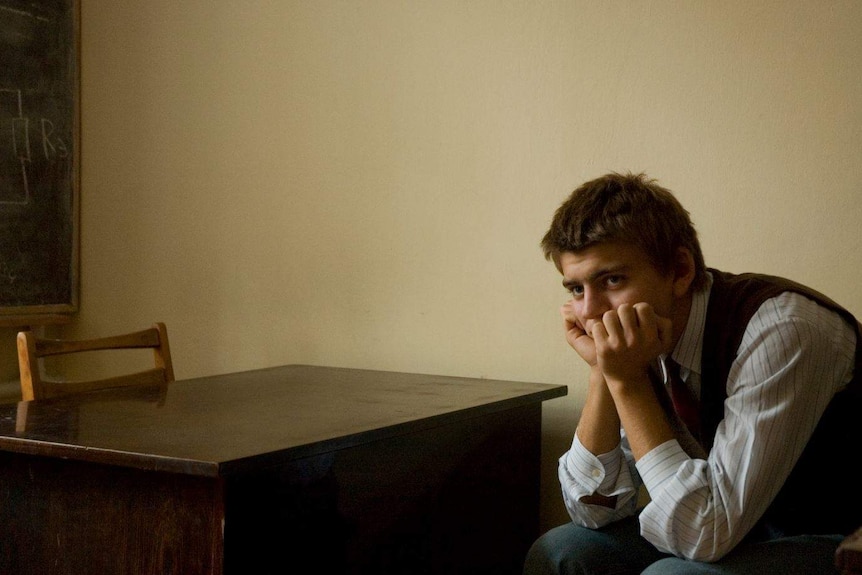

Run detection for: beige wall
[[2, 1, 860, 531]]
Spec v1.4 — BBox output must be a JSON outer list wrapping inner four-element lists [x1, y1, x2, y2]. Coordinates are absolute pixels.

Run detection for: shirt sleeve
[[558, 430, 641, 528], [634, 292, 856, 561]]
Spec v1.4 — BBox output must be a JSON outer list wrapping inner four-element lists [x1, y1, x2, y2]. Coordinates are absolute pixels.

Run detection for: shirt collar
[[671, 271, 712, 378]]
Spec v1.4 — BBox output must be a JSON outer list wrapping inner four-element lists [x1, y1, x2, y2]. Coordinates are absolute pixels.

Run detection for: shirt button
[[591, 468, 601, 478]]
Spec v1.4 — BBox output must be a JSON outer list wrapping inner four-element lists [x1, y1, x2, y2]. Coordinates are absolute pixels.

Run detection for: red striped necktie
[[665, 358, 701, 440]]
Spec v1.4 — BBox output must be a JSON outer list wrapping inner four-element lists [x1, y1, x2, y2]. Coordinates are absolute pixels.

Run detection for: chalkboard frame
[[0, 0, 80, 327]]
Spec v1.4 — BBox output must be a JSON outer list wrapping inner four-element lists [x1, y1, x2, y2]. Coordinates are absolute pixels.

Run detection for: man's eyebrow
[[562, 264, 628, 291]]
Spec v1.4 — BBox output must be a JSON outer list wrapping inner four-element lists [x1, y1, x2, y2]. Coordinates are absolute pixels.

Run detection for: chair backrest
[[17, 322, 175, 401]]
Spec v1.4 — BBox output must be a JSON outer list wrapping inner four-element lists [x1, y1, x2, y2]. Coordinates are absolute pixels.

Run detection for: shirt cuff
[[635, 438, 689, 493], [560, 432, 629, 498]]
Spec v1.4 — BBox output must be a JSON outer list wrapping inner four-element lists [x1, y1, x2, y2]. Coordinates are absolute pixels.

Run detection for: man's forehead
[[558, 242, 646, 276]]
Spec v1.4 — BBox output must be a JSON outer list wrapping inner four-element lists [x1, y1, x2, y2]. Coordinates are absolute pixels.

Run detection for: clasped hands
[[562, 301, 672, 385]]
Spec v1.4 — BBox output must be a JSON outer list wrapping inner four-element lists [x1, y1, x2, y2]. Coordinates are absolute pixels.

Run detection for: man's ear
[[671, 247, 696, 298]]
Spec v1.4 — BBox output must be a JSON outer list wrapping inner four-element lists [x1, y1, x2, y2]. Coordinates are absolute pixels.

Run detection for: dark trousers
[[524, 518, 842, 575]]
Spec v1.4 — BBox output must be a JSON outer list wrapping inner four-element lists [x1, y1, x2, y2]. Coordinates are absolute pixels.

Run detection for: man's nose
[[580, 289, 608, 320]]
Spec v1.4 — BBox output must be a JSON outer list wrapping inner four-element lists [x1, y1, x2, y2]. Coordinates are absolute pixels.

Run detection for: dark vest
[[701, 269, 862, 536]]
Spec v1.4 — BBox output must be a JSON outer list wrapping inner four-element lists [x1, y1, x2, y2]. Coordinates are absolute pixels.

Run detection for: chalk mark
[[0, 88, 30, 205]]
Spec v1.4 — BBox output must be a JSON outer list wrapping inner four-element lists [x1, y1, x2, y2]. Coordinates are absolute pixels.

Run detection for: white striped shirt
[[558, 273, 856, 561]]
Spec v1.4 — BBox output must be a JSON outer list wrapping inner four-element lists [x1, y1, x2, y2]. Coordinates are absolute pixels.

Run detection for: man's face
[[558, 241, 677, 338]]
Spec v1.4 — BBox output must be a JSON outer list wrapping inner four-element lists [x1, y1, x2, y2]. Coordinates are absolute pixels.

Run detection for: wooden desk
[[0, 364, 566, 574]]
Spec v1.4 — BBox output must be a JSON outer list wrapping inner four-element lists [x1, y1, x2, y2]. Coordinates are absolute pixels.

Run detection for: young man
[[524, 173, 862, 574]]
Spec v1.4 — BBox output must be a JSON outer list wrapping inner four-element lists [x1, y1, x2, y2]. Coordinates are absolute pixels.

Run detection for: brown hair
[[541, 172, 707, 290]]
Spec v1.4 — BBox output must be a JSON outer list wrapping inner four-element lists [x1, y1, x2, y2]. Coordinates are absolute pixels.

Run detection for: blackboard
[[0, 0, 79, 325]]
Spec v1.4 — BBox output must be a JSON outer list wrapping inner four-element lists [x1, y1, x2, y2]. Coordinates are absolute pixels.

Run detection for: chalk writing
[[0, 89, 71, 205], [0, 261, 17, 286], [0, 89, 28, 204], [0, 0, 78, 314]]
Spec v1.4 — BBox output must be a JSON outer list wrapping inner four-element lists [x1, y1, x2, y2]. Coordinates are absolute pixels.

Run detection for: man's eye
[[605, 275, 623, 287], [570, 286, 584, 297]]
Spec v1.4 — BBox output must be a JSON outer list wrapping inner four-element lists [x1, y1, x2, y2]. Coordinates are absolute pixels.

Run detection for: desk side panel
[[0, 452, 225, 575], [224, 403, 542, 575]]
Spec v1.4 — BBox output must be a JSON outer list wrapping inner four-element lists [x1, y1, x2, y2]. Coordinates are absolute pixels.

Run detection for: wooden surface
[[0, 365, 566, 574], [0, 451, 224, 575], [0, 364, 565, 475]]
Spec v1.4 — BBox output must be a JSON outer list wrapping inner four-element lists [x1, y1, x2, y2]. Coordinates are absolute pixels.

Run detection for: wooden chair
[[17, 323, 175, 401]]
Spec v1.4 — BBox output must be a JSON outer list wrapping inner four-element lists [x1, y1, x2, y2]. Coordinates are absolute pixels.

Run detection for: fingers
[[634, 302, 674, 353], [590, 320, 608, 345], [560, 302, 599, 366], [558, 299, 672, 369], [560, 301, 577, 324], [633, 302, 657, 340], [592, 303, 664, 352], [594, 304, 642, 346], [561, 301, 588, 335]]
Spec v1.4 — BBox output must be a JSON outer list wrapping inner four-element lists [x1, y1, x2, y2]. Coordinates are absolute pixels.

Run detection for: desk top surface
[[0, 364, 566, 477]]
